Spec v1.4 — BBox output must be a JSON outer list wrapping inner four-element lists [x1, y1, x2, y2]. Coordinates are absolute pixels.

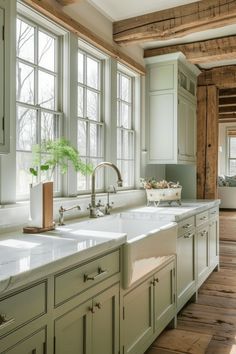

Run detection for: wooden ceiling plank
[[219, 106, 236, 113], [24, 0, 146, 75], [219, 97, 236, 106], [219, 88, 236, 97], [144, 35, 236, 64], [113, 0, 236, 45]]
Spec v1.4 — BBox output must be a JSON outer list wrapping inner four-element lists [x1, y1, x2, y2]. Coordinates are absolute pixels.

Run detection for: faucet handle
[[96, 199, 104, 208]]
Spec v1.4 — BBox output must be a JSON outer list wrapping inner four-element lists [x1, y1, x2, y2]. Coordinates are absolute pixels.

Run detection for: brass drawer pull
[[183, 223, 192, 229], [154, 278, 159, 283], [200, 216, 207, 221], [84, 267, 108, 282], [184, 233, 194, 239], [0, 314, 15, 329], [89, 306, 95, 314], [200, 230, 207, 236], [95, 302, 102, 309]]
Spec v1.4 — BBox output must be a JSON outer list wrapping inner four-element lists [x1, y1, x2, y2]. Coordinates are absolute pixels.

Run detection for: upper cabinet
[[145, 53, 201, 164], [0, 0, 15, 154]]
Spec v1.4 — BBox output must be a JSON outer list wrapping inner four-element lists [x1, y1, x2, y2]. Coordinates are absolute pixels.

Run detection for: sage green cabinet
[[145, 53, 200, 165], [123, 277, 153, 354], [54, 283, 119, 354], [177, 229, 196, 311], [197, 225, 209, 286], [4, 329, 46, 354], [209, 210, 219, 269], [122, 259, 175, 354], [0, 0, 15, 153]]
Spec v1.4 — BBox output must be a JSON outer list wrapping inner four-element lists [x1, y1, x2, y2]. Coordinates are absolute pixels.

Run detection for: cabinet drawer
[[209, 207, 218, 219], [55, 250, 120, 306], [0, 282, 47, 338], [178, 216, 195, 236], [196, 211, 208, 227]]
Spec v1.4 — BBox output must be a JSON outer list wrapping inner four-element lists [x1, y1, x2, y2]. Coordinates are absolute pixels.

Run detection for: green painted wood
[[154, 261, 176, 332], [55, 299, 92, 354], [92, 283, 119, 354], [177, 230, 196, 310], [4, 328, 46, 354], [123, 277, 153, 354], [209, 218, 219, 267], [197, 225, 209, 284]]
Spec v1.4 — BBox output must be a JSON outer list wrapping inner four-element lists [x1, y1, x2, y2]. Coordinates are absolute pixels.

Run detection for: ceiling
[[87, 0, 200, 21], [68, 0, 236, 69]]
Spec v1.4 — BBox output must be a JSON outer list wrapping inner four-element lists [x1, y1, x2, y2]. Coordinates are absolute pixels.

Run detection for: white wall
[[218, 122, 236, 175], [166, 165, 196, 199], [63, 2, 144, 65]]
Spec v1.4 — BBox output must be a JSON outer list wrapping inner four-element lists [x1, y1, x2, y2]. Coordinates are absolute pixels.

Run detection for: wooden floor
[[146, 210, 236, 354]]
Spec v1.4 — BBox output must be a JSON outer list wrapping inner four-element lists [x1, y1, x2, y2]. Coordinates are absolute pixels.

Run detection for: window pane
[[77, 86, 84, 117], [121, 75, 130, 102], [77, 157, 87, 190], [87, 90, 99, 121], [230, 137, 236, 158], [90, 123, 102, 157], [121, 102, 130, 128], [229, 160, 236, 176], [41, 112, 58, 142], [16, 62, 34, 104], [16, 152, 33, 196], [87, 57, 99, 89], [16, 19, 35, 63], [117, 129, 121, 159], [78, 52, 84, 84], [16, 106, 37, 150], [38, 71, 55, 109], [38, 31, 55, 71], [78, 120, 87, 156]]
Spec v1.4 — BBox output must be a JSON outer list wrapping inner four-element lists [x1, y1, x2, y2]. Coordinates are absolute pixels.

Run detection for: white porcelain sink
[[55, 213, 177, 289]]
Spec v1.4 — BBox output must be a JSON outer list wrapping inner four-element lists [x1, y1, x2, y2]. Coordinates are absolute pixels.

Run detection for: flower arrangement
[[140, 178, 181, 190]]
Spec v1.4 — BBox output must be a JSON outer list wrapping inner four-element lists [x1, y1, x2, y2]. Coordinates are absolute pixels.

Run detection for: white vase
[[145, 187, 182, 206]]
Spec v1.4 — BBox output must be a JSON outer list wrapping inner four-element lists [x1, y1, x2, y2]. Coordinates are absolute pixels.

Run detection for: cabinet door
[[177, 231, 196, 310], [186, 101, 196, 160], [197, 227, 209, 284], [5, 329, 46, 354], [92, 284, 119, 354], [0, 6, 4, 146], [209, 218, 219, 267], [178, 95, 196, 162], [123, 278, 153, 354], [55, 300, 92, 354], [154, 261, 175, 333], [149, 92, 176, 163]]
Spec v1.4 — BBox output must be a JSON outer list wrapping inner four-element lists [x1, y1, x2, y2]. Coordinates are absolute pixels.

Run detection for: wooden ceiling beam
[[219, 97, 236, 106], [56, 0, 77, 5], [113, 0, 236, 45], [219, 113, 236, 119], [198, 66, 236, 88], [219, 106, 236, 113], [144, 35, 236, 64], [219, 88, 236, 97], [24, 0, 146, 75]]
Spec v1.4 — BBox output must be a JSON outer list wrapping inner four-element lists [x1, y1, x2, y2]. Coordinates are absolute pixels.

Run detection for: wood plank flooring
[[146, 210, 236, 354]]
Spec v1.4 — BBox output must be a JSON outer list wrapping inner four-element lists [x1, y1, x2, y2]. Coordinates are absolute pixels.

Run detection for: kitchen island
[[0, 200, 220, 354]]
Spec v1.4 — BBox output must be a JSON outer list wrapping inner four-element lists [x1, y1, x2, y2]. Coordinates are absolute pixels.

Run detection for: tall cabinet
[[0, 0, 15, 153], [145, 53, 201, 164]]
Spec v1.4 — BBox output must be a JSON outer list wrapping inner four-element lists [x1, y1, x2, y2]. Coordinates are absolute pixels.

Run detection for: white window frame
[[116, 65, 136, 189], [227, 130, 236, 176], [77, 44, 105, 193]]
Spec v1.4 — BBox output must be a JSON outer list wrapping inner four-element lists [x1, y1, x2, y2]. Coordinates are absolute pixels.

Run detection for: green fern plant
[[30, 138, 93, 181]]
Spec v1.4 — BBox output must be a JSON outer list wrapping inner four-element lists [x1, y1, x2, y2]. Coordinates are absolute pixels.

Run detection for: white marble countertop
[[123, 199, 220, 222], [0, 199, 220, 295]]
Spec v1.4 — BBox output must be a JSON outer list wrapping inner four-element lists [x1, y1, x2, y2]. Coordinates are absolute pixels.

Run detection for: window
[[227, 130, 236, 175], [16, 16, 62, 198], [77, 48, 104, 191], [117, 70, 135, 187]]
